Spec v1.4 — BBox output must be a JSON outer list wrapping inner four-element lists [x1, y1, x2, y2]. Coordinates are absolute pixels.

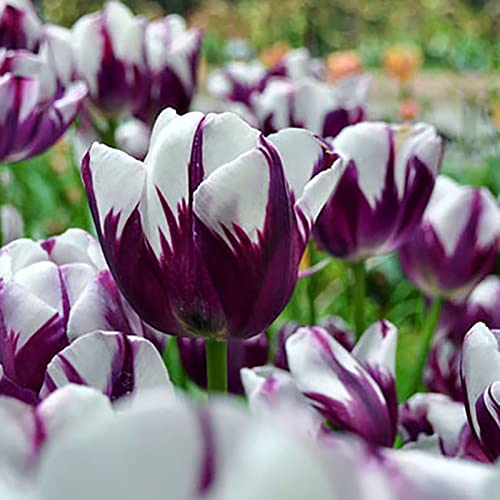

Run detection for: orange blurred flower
[[399, 98, 420, 121], [383, 46, 421, 82], [260, 42, 291, 68], [326, 50, 363, 81]]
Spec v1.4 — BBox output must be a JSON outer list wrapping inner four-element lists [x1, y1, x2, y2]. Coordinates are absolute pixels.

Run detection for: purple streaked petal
[[461, 323, 500, 461], [67, 269, 166, 352], [40, 331, 172, 401], [314, 122, 442, 261], [399, 393, 467, 457], [399, 177, 500, 300], [286, 326, 396, 446], [0, 279, 67, 393]]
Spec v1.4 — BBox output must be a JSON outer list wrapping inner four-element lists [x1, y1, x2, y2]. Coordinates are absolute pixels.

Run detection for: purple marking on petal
[[306, 328, 396, 447], [399, 189, 497, 299], [57, 355, 87, 386], [474, 384, 500, 462], [107, 334, 136, 401], [196, 407, 216, 494]]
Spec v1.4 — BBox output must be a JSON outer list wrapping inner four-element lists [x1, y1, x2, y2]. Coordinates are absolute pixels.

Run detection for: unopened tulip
[[206, 60, 268, 109], [286, 321, 398, 447], [83, 108, 346, 340], [0, 229, 165, 403], [253, 76, 369, 137], [133, 14, 202, 123], [461, 322, 500, 462], [0, 205, 23, 244], [72, 1, 145, 116], [0, 49, 86, 163], [314, 122, 443, 261], [399, 177, 500, 301]]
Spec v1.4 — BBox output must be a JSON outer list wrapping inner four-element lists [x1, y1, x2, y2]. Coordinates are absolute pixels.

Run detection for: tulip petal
[[286, 326, 395, 446], [40, 331, 172, 401], [83, 143, 146, 240], [461, 322, 500, 461]]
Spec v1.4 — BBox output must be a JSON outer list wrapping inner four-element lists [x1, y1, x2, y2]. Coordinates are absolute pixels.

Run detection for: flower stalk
[[405, 296, 443, 398], [352, 261, 366, 340], [206, 339, 228, 394]]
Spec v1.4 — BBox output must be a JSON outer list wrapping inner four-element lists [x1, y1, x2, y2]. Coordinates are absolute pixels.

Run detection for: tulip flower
[[178, 332, 269, 394], [0, 205, 23, 245], [398, 392, 487, 461], [399, 176, 500, 302], [40, 331, 172, 400], [133, 14, 202, 123], [82, 108, 345, 345], [267, 47, 317, 80], [426, 276, 500, 400], [274, 316, 354, 370], [71, 0, 145, 116], [286, 321, 398, 447], [0, 229, 165, 403], [83, 108, 345, 392], [0, 49, 87, 164], [206, 60, 268, 110], [253, 76, 369, 137], [0, 0, 42, 51], [461, 322, 500, 462], [383, 46, 421, 83], [314, 122, 443, 262]]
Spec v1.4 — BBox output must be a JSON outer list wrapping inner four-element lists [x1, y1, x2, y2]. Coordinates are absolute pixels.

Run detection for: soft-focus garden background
[[4, 0, 499, 397]]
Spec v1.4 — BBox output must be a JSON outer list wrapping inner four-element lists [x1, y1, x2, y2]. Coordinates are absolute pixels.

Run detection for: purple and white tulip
[[399, 176, 500, 301], [206, 60, 268, 110], [40, 331, 172, 400], [274, 316, 354, 370], [133, 14, 202, 123], [313, 122, 444, 261], [71, 0, 145, 116], [0, 49, 87, 163], [0, 0, 42, 51], [83, 108, 346, 340], [398, 392, 487, 461], [178, 332, 269, 394], [426, 276, 500, 400], [267, 48, 320, 80], [253, 75, 369, 137], [461, 322, 500, 462], [286, 320, 398, 447], [0, 229, 165, 402]]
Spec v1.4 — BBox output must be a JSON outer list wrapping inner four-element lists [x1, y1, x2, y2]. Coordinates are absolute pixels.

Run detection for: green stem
[[351, 261, 366, 340], [206, 339, 227, 394], [405, 296, 443, 398], [307, 241, 317, 325]]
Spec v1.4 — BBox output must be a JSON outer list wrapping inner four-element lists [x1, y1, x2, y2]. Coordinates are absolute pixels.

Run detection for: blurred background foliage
[[38, 0, 499, 70]]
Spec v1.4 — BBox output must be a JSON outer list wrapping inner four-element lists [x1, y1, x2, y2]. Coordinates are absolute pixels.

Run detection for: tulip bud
[[399, 176, 500, 301], [314, 122, 443, 261], [0, 204, 23, 244]]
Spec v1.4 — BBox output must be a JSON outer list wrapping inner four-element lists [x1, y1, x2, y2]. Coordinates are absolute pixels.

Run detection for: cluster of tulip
[[1, 1, 500, 499]]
